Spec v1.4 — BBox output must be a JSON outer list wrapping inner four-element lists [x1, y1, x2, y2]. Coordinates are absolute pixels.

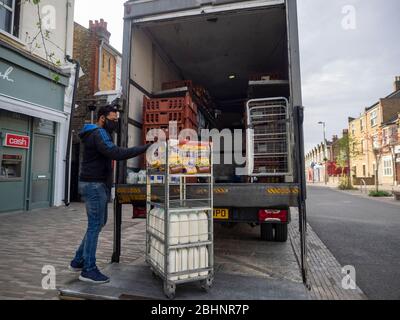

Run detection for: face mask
[[104, 119, 119, 133]]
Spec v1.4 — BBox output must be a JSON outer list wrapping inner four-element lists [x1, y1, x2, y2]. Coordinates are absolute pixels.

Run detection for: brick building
[[348, 77, 400, 187], [70, 19, 122, 201]]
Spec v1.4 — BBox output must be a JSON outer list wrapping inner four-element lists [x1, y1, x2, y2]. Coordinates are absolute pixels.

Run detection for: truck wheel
[[261, 224, 274, 241], [275, 224, 288, 242]]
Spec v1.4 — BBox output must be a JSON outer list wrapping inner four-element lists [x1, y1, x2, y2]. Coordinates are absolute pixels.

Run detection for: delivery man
[[69, 105, 151, 284]]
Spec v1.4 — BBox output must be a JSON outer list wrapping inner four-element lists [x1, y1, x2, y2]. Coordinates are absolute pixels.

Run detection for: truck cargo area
[[132, 4, 290, 127]]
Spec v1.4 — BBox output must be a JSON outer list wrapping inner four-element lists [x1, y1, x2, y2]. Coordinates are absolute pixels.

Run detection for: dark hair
[[97, 105, 118, 120]]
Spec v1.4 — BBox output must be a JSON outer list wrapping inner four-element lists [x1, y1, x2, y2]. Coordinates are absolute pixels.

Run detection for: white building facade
[[0, 0, 76, 212]]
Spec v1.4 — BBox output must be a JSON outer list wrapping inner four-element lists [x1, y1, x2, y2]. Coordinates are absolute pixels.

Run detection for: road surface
[[306, 186, 400, 300]]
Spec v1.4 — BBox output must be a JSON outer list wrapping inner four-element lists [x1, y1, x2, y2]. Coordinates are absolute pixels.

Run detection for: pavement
[[306, 185, 400, 300], [310, 181, 400, 194], [0, 201, 366, 300]]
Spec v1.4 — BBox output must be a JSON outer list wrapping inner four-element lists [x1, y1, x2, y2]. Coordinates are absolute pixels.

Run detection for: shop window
[[34, 118, 55, 135], [0, 154, 23, 180]]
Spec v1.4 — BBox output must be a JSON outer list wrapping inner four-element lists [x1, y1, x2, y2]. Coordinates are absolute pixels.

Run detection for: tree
[[364, 128, 394, 193], [336, 133, 362, 189]]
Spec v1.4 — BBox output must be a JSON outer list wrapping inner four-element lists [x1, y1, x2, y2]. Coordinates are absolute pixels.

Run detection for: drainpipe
[[98, 40, 104, 91], [64, 0, 70, 58], [64, 55, 80, 207]]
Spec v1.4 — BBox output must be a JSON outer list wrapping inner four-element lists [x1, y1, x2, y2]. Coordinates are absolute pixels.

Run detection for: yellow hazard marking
[[266, 188, 299, 195]]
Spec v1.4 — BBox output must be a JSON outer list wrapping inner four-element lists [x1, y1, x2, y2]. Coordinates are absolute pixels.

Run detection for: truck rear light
[[258, 209, 288, 223]]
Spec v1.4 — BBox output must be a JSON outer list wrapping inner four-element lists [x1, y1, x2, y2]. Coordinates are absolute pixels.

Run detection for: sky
[[74, 0, 400, 153]]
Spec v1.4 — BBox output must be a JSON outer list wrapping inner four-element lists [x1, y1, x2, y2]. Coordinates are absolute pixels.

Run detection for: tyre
[[260, 223, 274, 241], [274, 224, 288, 242]]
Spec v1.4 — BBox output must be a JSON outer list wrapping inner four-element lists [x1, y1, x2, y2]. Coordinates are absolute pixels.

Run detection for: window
[[388, 126, 398, 145], [108, 57, 111, 73], [102, 53, 105, 69], [0, 0, 19, 36], [383, 157, 393, 176], [360, 140, 364, 153], [362, 165, 366, 177], [351, 123, 355, 136], [370, 110, 378, 127], [372, 134, 380, 149], [360, 119, 364, 132]]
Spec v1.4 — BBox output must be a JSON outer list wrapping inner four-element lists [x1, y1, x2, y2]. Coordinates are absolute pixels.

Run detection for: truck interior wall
[[127, 123, 142, 169], [127, 25, 181, 165], [129, 27, 181, 123]]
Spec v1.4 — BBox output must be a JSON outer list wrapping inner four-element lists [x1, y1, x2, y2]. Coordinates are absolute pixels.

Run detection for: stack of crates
[[162, 80, 214, 113], [161, 80, 193, 91], [142, 92, 198, 143]]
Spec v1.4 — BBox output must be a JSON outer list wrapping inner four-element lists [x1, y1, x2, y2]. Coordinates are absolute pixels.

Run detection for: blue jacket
[[79, 124, 149, 187]]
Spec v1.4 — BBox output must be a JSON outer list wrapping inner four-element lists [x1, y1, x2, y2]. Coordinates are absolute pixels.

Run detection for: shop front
[[0, 41, 72, 213]]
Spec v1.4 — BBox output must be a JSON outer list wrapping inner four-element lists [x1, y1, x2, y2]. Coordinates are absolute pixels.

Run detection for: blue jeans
[[72, 182, 110, 272]]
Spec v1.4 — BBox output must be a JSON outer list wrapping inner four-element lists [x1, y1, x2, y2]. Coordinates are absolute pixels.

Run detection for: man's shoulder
[[95, 128, 114, 148]]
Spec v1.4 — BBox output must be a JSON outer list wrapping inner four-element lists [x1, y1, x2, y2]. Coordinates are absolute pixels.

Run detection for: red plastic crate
[[142, 121, 198, 143], [143, 93, 197, 114], [144, 109, 197, 126], [162, 80, 193, 91]]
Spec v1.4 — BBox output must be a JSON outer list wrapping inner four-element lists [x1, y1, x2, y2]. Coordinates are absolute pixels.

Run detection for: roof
[[103, 42, 122, 58], [382, 114, 400, 127], [365, 89, 400, 111]]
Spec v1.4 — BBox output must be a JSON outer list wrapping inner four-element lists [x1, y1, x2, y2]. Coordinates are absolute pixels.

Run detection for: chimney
[[89, 19, 111, 43], [394, 76, 400, 92]]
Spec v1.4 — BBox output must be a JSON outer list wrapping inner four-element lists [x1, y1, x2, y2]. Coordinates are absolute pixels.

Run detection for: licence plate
[[213, 208, 229, 220]]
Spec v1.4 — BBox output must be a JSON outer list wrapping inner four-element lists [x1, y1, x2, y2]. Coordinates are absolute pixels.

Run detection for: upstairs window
[[0, 0, 20, 37], [370, 110, 378, 127]]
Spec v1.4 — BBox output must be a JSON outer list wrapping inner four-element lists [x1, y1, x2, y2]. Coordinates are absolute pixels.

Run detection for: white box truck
[[117, 0, 306, 244]]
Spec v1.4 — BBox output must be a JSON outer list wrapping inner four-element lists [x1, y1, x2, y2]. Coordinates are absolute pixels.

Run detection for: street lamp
[[318, 121, 328, 185]]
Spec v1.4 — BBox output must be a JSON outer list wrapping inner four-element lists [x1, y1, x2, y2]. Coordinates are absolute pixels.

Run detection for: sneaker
[[69, 260, 84, 273], [79, 268, 110, 284]]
